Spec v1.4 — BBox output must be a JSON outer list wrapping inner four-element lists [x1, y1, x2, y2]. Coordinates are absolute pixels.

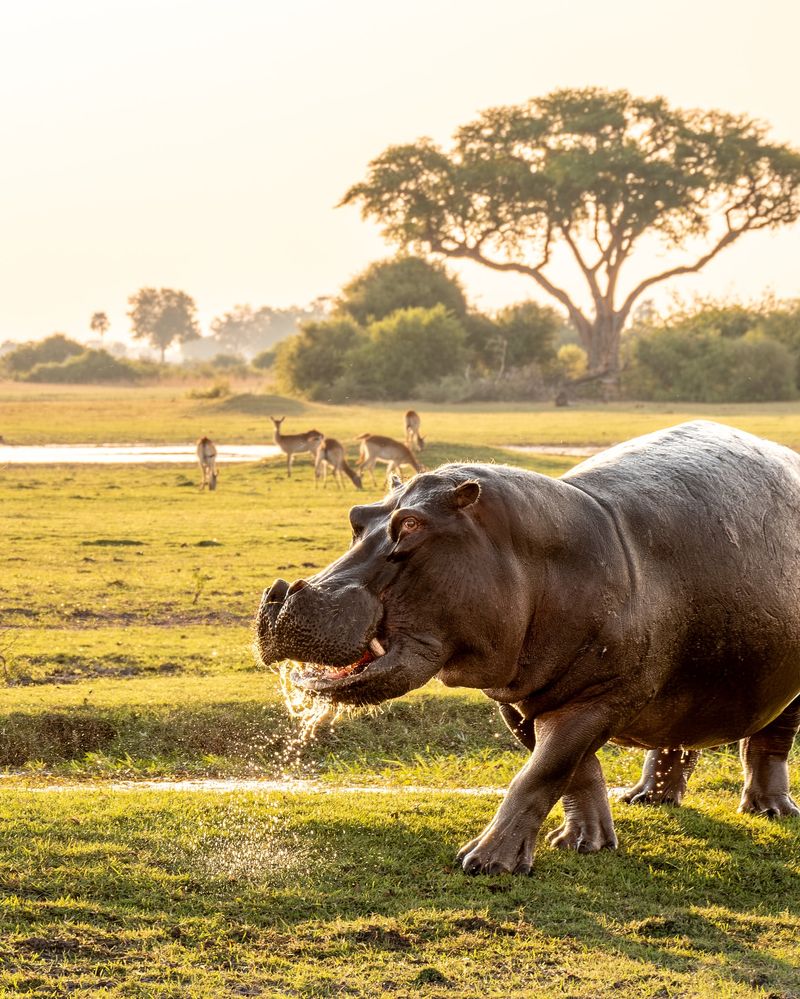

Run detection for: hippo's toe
[[738, 792, 800, 818]]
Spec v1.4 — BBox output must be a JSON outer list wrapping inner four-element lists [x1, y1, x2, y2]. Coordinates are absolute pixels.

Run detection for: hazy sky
[[2, 0, 799, 344]]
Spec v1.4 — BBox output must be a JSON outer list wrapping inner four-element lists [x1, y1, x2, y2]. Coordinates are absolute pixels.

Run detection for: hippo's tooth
[[370, 638, 386, 657]]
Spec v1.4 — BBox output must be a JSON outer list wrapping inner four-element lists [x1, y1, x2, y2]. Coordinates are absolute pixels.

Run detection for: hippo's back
[[564, 420, 800, 534], [564, 421, 800, 742]]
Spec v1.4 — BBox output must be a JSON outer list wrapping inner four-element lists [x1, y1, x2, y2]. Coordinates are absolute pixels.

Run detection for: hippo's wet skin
[[256, 421, 800, 875]]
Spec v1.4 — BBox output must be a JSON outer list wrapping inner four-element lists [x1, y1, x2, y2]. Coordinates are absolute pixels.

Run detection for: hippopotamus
[[256, 421, 800, 875]]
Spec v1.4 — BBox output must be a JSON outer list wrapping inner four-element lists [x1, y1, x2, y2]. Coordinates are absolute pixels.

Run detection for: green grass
[[1, 384, 799, 996], [0, 786, 797, 997], [5, 378, 800, 446]]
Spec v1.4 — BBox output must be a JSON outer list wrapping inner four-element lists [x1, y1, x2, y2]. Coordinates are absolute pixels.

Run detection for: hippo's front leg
[[499, 703, 617, 854], [457, 707, 613, 875]]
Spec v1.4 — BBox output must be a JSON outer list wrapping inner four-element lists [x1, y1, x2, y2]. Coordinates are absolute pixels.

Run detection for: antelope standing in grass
[[404, 410, 425, 452], [356, 434, 422, 486], [315, 437, 362, 490], [196, 436, 218, 491], [270, 417, 324, 478]]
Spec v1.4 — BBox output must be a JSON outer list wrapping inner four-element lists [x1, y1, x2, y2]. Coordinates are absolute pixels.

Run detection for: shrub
[[417, 364, 549, 403], [209, 353, 244, 368], [355, 305, 468, 399], [2, 334, 84, 375], [555, 344, 588, 381], [623, 326, 796, 402], [186, 380, 231, 400], [251, 349, 277, 370], [25, 349, 142, 383], [275, 316, 367, 400]]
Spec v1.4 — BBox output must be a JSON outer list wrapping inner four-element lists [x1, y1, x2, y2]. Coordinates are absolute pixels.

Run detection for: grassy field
[[1, 382, 799, 996], [7, 378, 800, 447]]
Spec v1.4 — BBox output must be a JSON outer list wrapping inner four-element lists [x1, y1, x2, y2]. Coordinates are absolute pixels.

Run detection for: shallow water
[[0, 442, 604, 464], [0, 443, 281, 464]]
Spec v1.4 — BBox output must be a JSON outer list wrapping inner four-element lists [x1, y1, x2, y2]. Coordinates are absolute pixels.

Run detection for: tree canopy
[[486, 301, 562, 376], [90, 311, 110, 339], [209, 305, 274, 356], [342, 87, 800, 381], [127, 288, 200, 362], [208, 301, 328, 358], [335, 255, 468, 324]]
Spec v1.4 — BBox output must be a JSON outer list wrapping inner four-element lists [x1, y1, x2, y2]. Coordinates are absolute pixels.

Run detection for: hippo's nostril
[[266, 578, 290, 604], [287, 578, 308, 596]]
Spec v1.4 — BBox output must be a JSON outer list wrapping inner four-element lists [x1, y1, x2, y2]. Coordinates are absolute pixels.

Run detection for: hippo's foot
[[738, 791, 800, 818], [738, 701, 800, 820], [546, 816, 618, 853], [456, 820, 535, 876], [618, 748, 700, 807], [619, 783, 686, 807], [540, 751, 618, 853]]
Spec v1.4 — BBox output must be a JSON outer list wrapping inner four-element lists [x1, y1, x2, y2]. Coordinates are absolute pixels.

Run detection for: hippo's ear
[[453, 480, 480, 509], [390, 474, 403, 492]]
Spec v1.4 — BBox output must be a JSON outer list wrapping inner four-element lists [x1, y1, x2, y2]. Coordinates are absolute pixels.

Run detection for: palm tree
[[90, 311, 110, 339]]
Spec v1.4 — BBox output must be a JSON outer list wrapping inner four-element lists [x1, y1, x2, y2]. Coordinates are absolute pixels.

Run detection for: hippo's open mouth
[[290, 636, 390, 692]]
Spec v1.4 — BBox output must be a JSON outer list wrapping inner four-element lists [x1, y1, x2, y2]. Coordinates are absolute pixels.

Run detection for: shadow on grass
[[2, 791, 797, 994], [0, 694, 514, 772], [273, 799, 800, 992]]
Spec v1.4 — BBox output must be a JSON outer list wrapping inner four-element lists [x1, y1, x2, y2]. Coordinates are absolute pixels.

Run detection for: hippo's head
[[255, 467, 533, 705]]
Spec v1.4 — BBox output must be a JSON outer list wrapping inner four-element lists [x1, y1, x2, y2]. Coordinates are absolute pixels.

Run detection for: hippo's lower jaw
[[290, 633, 443, 706]]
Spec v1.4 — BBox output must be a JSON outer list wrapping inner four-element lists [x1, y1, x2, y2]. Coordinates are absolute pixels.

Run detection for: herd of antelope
[[196, 410, 426, 492]]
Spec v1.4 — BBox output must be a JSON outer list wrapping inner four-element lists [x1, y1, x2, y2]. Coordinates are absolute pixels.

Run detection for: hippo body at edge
[[257, 421, 800, 875]]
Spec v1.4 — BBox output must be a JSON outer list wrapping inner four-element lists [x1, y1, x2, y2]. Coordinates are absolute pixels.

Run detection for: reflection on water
[[0, 444, 281, 464]]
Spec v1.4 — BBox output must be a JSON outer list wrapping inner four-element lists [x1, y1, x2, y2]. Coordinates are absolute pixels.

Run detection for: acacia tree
[[342, 88, 800, 382], [89, 311, 110, 339], [127, 288, 200, 362]]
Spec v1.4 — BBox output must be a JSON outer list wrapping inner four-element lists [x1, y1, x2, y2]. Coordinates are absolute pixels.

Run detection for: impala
[[196, 436, 218, 491], [271, 417, 324, 478], [404, 410, 425, 451], [356, 433, 422, 486], [315, 437, 362, 490]]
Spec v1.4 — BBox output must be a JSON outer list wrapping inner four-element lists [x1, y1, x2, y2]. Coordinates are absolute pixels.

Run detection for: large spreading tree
[[342, 88, 800, 382]]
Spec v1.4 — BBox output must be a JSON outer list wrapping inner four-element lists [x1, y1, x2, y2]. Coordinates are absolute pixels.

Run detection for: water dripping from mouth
[[277, 660, 343, 741]]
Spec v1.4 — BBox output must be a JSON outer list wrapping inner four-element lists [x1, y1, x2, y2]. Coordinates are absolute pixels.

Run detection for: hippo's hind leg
[[739, 696, 800, 818], [619, 747, 700, 807], [498, 705, 616, 854]]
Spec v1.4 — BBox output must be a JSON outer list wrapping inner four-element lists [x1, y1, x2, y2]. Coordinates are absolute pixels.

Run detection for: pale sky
[[2, 0, 799, 345]]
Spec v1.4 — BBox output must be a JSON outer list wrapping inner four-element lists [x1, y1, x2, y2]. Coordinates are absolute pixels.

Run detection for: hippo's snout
[[256, 576, 383, 669]]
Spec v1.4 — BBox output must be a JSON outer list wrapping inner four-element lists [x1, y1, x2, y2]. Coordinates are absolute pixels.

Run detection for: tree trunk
[[585, 312, 623, 381], [496, 338, 508, 380]]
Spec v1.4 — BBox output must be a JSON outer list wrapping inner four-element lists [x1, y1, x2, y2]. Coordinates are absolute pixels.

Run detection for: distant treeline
[[0, 336, 153, 383], [4, 256, 800, 402]]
